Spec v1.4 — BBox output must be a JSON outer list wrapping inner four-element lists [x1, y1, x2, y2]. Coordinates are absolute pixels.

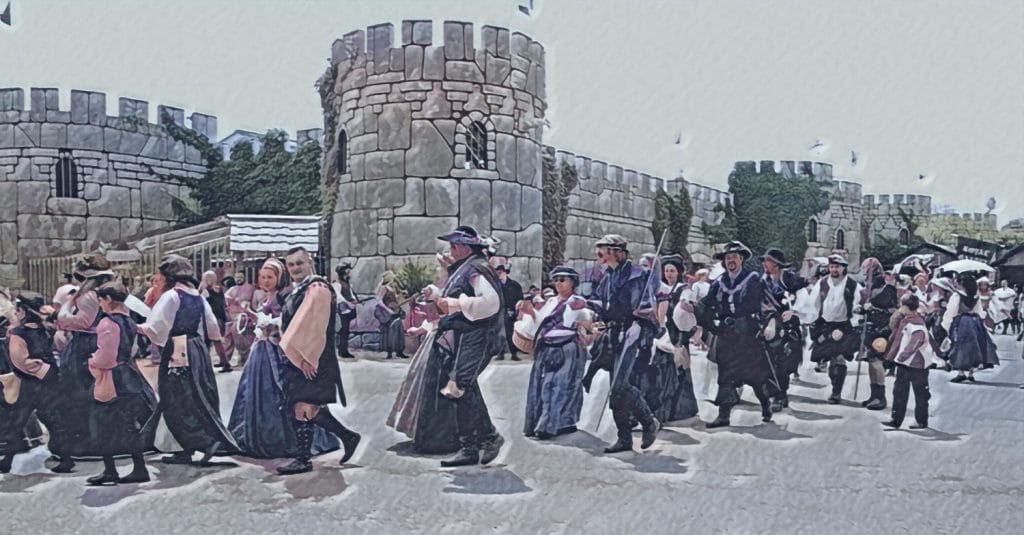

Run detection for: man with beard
[[696, 241, 774, 427], [856, 258, 899, 410], [758, 248, 806, 413], [586, 234, 661, 453], [422, 226, 506, 467], [276, 247, 361, 475], [810, 255, 862, 404]]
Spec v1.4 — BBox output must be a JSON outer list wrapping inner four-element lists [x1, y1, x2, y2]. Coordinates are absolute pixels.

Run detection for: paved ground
[[3, 335, 1023, 534]]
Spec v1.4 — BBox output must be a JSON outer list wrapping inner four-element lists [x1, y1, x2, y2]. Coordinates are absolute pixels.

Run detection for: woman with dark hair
[[0, 292, 69, 474], [53, 254, 115, 472], [228, 258, 339, 458], [138, 255, 239, 465], [645, 255, 699, 423], [944, 274, 999, 383], [519, 266, 593, 439], [200, 271, 232, 372], [84, 281, 158, 485], [375, 271, 408, 359]]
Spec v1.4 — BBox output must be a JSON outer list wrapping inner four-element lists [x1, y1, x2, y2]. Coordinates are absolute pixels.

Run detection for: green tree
[[651, 186, 693, 258], [702, 166, 830, 263], [159, 112, 323, 221]]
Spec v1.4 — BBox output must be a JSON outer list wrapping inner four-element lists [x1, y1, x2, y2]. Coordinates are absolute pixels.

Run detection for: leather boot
[[706, 405, 733, 428], [440, 448, 480, 467], [277, 421, 314, 475], [603, 436, 633, 453], [865, 384, 887, 411], [827, 365, 846, 404], [0, 454, 13, 474], [51, 456, 76, 473], [860, 383, 878, 407], [312, 410, 361, 464], [640, 417, 660, 449], [480, 434, 505, 465]]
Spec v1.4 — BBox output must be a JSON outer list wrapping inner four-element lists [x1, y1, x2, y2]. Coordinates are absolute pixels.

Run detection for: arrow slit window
[[54, 152, 80, 198], [467, 121, 487, 169]]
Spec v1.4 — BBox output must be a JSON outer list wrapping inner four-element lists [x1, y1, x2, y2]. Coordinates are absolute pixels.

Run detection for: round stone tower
[[320, 20, 547, 292]]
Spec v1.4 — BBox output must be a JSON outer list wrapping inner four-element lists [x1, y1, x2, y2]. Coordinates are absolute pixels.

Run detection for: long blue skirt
[[524, 338, 586, 437], [228, 340, 339, 459], [948, 314, 999, 371]]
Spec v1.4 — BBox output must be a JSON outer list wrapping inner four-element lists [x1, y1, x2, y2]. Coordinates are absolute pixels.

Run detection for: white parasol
[[937, 259, 995, 274]]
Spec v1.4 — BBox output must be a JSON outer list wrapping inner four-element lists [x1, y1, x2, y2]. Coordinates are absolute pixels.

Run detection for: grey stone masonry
[[0, 87, 213, 281], [324, 20, 546, 288]]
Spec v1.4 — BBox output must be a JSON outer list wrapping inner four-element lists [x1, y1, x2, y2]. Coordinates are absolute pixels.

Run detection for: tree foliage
[[702, 167, 830, 264], [542, 155, 579, 277], [651, 186, 693, 258], [392, 260, 437, 299], [160, 112, 322, 222]]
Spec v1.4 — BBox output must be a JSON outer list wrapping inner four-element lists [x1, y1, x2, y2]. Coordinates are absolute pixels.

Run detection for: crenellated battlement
[[734, 159, 834, 181], [862, 193, 932, 214], [329, 20, 545, 102], [0, 87, 217, 141]]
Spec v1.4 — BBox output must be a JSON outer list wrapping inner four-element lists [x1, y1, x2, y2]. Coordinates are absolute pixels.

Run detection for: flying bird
[[675, 133, 682, 145], [917, 172, 936, 187], [985, 197, 996, 214], [850, 150, 859, 167], [518, 0, 535, 16]]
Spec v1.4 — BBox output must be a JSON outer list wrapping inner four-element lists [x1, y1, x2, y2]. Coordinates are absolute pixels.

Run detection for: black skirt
[[158, 337, 239, 454]]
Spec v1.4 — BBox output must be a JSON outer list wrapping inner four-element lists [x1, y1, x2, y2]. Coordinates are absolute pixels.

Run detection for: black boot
[[881, 419, 901, 429], [440, 448, 480, 467], [119, 454, 150, 483], [510, 353, 521, 361], [51, 456, 76, 473], [480, 434, 505, 465], [312, 410, 361, 465], [827, 365, 846, 404], [640, 416, 660, 450], [278, 421, 315, 475], [770, 397, 785, 413], [0, 454, 13, 474], [160, 451, 193, 465], [860, 383, 878, 407], [604, 435, 633, 453], [87, 457, 120, 486], [706, 405, 733, 428], [865, 384, 887, 411]]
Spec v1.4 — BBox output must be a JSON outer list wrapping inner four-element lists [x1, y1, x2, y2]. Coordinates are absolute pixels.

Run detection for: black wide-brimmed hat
[[15, 291, 47, 318], [437, 225, 485, 247], [159, 254, 199, 286], [713, 241, 752, 260], [757, 248, 791, 268], [660, 254, 688, 272]]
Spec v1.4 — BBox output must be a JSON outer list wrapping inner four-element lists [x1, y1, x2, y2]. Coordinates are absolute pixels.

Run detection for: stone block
[[491, 181, 521, 230], [377, 104, 411, 150], [87, 216, 121, 244], [349, 255, 387, 295], [88, 185, 131, 217], [0, 124, 13, 148], [140, 181, 176, 220], [496, 133, 516, 180], [364, 149, 404, 179], [336, 182, 355, 211], [16, 238, 82, 259], [14, 124, 39, 147], [407, 121, 453, 177], [521, 186, 542, 226], [0, 222, 17, 263], [425, 178, 459, 216], [404, 45, 424, 80], [348, 209, 379, 256], [516, 138, 538, 185], [392, 216, 458, 254], [459, 179, 491, 234], [17, 214, 87, 240], [83, 182, 101, 201], [40, 124, 67, 147], [423, 46, 445, 80], [445, 61, 484, 83], [378, 235, 393, 255], [331, 211, 351, 257], [395, 177, 425, 216], [490, 229, 516, 256], [0, 183, 16, 220], [355, 178, 405, 209], [444, 22, 465, 60], [119, 132, 147, 155], [120, 218, 142, 238], [515, 226, 541, 264], [17, 182, 49, 214], [46, 197, 87, 216]]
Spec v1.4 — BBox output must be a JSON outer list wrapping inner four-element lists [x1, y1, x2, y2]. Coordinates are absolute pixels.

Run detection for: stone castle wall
[[322, 20, 547, 293], [0, 88, 213, 282]]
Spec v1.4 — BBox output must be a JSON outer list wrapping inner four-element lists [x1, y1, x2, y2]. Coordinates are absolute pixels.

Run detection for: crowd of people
[[0, 224, 1018, 486]]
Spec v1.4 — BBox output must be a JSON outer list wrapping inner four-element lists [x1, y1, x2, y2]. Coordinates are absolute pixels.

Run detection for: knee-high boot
[[828, 364, 846, 404], [865, 384, 887, 410], [311, 409, 362, 464], [277, 421, 315, 475]]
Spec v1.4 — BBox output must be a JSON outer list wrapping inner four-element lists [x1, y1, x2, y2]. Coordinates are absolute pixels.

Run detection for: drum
[[512, 328, 536, 355]]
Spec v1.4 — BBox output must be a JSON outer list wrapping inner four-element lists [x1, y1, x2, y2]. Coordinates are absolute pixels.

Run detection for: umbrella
[[937, 259, 995, 274]]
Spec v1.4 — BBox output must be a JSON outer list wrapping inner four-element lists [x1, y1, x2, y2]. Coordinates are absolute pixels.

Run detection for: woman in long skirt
[[84, 282, 158, 485], [228, 259, 339, 458], [520, 267, 592, 439], [945, 275, 999, 383], [375, 272, 408, 359], [139, 255, 239, 465], [645, 256, 699, 423], [53, 254, 116, 472]]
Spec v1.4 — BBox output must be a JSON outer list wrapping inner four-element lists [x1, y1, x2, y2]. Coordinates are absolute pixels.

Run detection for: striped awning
[[227, 214, 320, 254]]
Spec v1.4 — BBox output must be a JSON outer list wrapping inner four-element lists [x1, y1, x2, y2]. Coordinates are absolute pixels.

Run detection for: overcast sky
[[3, 0, 1022, 224]]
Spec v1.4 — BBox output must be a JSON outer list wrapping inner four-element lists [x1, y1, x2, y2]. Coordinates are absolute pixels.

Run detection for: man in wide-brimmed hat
[[420, 225, 506, 467], [696, 241, 774, 427], [809, 254, 863, 403], [587, 233, 661, 453], [758, 247, 807, 412], [494, 262, 525, 361], [333, 262, 358, 359]]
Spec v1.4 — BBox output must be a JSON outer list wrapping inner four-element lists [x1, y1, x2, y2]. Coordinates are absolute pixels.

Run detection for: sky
[[3, 0, 1022, 224]]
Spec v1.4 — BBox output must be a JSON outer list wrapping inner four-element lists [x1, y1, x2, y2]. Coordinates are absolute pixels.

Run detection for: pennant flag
[[0, 1, 11, 26]]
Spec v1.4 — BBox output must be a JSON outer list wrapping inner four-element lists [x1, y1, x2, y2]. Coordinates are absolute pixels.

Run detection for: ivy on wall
[[542, 153, 579, 279], [651, 186, 693, 259]]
